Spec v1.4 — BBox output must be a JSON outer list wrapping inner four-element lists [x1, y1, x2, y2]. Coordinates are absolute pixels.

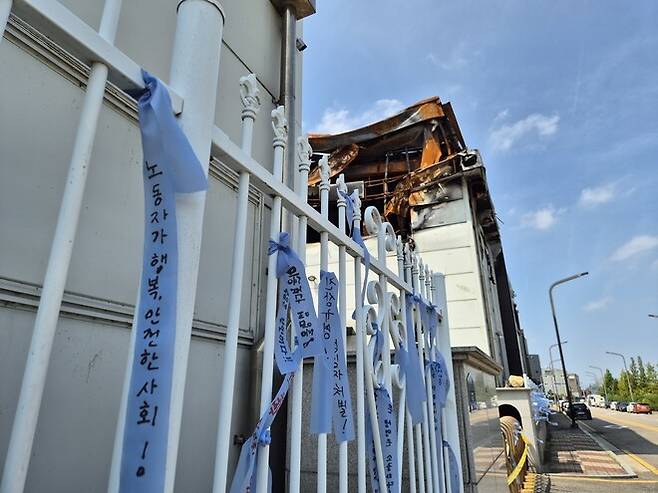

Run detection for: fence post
[[433, 272, 463, 493], [1, 2, 123, 491], [107, 1, 225, 491]]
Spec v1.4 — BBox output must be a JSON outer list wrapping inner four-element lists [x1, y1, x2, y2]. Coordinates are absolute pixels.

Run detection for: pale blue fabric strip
[[402, 294, 427, 424], [310, 271, 355, 441], [119, 71, 207, 492], [229, 372, 294, 493], [443, 440, 461, 493], [269, 232, 323, 368]]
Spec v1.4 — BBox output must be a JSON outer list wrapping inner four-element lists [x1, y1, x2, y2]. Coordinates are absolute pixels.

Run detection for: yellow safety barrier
[[507, 434, 529, 486]]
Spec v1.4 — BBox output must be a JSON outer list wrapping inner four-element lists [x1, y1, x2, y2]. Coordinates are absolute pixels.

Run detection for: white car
[[610, 401, 618, 411]]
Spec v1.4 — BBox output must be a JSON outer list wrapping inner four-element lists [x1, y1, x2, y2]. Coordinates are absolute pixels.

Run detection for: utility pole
[[606, 351, 635, 402], [549, 271, 588, 427]]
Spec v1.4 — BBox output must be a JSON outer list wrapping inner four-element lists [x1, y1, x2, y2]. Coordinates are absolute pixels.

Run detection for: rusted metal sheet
[[308, 144, 358, 185], [309, 97, 445, 152], [384, 158, 456, 217]]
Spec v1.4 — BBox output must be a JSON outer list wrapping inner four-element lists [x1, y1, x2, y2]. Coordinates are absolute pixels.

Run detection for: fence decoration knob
[[239, 73, 260, 121], [318, 155, 330, 192], [296, 135, 312, 173], [271, 106, 288, 147]]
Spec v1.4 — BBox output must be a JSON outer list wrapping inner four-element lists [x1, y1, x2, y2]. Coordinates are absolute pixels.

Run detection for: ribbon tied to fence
[[119, 70, 207, 492], [310, 270, 355, 442], [365, 326, 400, 493], [269, 232, 323, 373]]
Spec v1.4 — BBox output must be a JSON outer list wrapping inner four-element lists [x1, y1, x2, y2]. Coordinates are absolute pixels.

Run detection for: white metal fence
[[0, 1, 463, 492]]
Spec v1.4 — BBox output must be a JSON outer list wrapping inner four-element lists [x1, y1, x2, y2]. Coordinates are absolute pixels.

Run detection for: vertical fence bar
[[427, 266, 444, 493], [211, 73, 260, 493], [421, 261, 441, 493], [362, 305, 389, 493], [316, 156, 330, 493], [286, 137, 310, 493], [433, 272, 464, 493], [397, 240, 417, 493], [352, 195, 367, 493], [254, 107, 287, 492], [0, 2, 124, 491], [336, 175, 349, 493], [413, 255, 434, 492], [405, 245, 425, 493]]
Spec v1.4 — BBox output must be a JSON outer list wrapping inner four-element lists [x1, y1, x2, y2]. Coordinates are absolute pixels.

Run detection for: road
[[551, 407, 658, 492]]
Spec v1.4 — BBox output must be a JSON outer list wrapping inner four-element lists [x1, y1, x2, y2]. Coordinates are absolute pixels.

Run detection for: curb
[[577, 420, 637, 478]]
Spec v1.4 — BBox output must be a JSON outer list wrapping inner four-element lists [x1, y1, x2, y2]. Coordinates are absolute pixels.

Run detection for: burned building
[[308, 97, 529, 382]]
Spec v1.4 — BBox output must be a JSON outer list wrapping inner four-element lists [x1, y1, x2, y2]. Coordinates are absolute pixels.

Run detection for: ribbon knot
[[268, 231, 291, 255], [257, 429, 271, 446]]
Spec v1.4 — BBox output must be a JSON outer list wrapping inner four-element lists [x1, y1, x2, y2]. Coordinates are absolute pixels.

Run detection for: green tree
[[646, 363, 657, 386], [604, 369, 617, 397], [638, 356, 647, 388]]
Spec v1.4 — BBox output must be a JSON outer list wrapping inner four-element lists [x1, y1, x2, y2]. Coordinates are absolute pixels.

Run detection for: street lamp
[[549, 341, 568, 403], [589, 365, 608, 403], [606, 351, 635, 401], [550, 271, 589, 427]]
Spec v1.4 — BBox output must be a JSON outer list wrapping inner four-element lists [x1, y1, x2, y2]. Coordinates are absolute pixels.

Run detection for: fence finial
[[319, 155, 330, 192], [239, 74, 261, 121], [272, 106, 288, 148], [296, 135, 312, 173], [352, 188, 362, 221], [396, 236, 404, 263]]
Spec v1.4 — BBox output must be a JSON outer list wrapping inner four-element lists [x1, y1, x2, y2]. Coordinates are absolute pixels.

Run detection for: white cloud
[[426, 46, 469, 71], [520, 205, 563, 231], [610, 235, 658, 261], [313, 99, 404, 134], [489, 113, 560, 151], [584, 296, 612, 312], [579, 183, 616, 207]]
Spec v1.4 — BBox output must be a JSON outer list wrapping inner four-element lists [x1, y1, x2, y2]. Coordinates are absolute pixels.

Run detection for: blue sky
[[302, 1, 658, 386]]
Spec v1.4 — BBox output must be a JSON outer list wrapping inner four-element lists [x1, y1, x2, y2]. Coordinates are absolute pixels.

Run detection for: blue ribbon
[[443, 440, 461, 493], [269, 232, 323, 371], [310, 271, 355, 442], [119, 71, 207, 492], [399, 295, 427, 425], [229, 372, 294, 493], [365, 324, 400, 493]]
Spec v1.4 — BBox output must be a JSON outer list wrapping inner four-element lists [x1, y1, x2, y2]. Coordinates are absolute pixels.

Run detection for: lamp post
[[549, 271, 588, 427], [549, 341, 568, 403], [589, 365, 608, 404], [606, 351, 635, 402]]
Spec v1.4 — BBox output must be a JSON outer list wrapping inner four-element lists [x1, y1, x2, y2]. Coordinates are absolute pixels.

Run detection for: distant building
[[568, 373, 582, 397], [543, 367, 568, 398], [527, 354, 543, 386]]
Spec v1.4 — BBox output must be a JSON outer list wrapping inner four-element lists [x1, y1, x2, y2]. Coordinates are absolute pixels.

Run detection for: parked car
[[570, 402, 593, 420], [627, 402, 637, 413], [616, 401, 628, 412], [610, 401, 618, 411], [633, 403, 652, 414]]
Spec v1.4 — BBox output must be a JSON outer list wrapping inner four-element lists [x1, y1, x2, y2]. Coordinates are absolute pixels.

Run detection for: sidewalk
[[547, 412, 632, 477]]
